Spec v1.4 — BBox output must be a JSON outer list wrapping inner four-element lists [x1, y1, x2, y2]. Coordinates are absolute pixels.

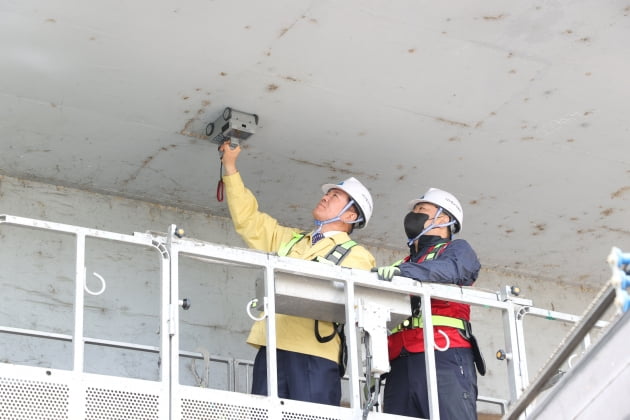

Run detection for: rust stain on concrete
[[289, 158, 363, 176], [611, 186, 630, 199], [122, 145, 178, 186], [179, 96, 213, 139], [482, 14, 506, 21], [435, 117, 469, 128]]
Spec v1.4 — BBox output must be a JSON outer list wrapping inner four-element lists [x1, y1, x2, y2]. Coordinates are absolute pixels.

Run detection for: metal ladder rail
[[503, 283, 616, 420], [503, 246, 629, 419]]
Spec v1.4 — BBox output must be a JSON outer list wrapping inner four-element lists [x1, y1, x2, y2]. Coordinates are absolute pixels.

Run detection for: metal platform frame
[[0, 215, 613, 419]]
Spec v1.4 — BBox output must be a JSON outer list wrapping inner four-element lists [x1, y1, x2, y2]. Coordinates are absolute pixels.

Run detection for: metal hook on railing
[[85, 271, 106, 296], [246, 298, 266, 321], [434, 329, 450, 352]]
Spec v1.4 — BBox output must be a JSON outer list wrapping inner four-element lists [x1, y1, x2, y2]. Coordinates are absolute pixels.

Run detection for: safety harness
[[389, 241, 463, 333], [278, 231, 357, 376], [390, 314, 467, 333], [388, 240, 486, 375]]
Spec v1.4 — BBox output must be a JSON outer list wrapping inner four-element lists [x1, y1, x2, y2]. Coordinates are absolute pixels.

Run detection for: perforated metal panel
[[85, 386, 160, 420], [0, 376, 69, 420], [181, 398, 268, 420], [282, 412, 341, 420]]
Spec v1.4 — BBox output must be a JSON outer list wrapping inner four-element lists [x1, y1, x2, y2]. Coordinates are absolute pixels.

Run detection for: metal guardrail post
[[421, 291, 440, 420], [343, 272, 361, 410], [73, 233, 86, 373], [263, 262, 280, 402]]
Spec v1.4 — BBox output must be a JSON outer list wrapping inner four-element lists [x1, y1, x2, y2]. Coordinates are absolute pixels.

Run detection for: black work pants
[[251, 347, 341, 406], [383, 347, 478, 420]]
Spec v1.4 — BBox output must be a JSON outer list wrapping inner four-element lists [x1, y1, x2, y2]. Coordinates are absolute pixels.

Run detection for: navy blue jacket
[[388, 235, 481, 356], [398, 235, 480, 286]]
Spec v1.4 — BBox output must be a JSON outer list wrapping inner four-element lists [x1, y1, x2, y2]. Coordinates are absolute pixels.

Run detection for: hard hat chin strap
[[313, 200, 363, 234], [406, 207, 456, 246]]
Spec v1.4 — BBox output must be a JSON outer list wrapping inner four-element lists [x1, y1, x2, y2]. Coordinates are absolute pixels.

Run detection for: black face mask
[[404, 212, 430, 240]]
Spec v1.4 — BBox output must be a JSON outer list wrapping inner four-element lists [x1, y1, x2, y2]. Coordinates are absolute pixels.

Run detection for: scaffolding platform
[[0, 214, 622, 419]]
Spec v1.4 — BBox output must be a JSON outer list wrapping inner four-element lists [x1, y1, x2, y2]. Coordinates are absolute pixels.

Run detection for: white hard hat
[[408, 188, 463, 233], [321, 177, 373, 228]]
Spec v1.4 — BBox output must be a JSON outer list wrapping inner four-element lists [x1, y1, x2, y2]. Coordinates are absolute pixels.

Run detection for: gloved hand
[[371, 266, 401, 281]]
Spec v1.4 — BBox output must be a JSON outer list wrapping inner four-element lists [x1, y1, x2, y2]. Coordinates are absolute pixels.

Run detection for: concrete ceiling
[[1, 0, 629, 288]]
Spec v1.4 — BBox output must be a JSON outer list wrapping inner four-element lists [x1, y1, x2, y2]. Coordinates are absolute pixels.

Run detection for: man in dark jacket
[[375, 188, 482, 420]]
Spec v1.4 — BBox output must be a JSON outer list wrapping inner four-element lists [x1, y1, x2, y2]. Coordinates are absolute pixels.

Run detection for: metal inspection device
[[205, 107, 258, 149]]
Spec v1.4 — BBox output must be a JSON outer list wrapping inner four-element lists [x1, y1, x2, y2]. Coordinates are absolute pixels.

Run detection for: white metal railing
[[165, 222, 530, 419], [0, 214, 614, 419], [0, 214, 171, 419]]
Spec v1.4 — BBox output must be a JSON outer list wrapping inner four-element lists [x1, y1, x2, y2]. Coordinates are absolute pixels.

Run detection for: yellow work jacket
[[223, 172, 376, 362]]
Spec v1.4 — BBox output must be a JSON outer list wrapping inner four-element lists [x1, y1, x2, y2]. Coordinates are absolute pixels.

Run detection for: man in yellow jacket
[[219, 141, 376, 405]]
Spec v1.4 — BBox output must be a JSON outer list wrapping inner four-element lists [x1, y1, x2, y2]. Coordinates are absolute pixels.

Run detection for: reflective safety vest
[[277, 231, 357, 377], [278, 231, 358, 265]]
